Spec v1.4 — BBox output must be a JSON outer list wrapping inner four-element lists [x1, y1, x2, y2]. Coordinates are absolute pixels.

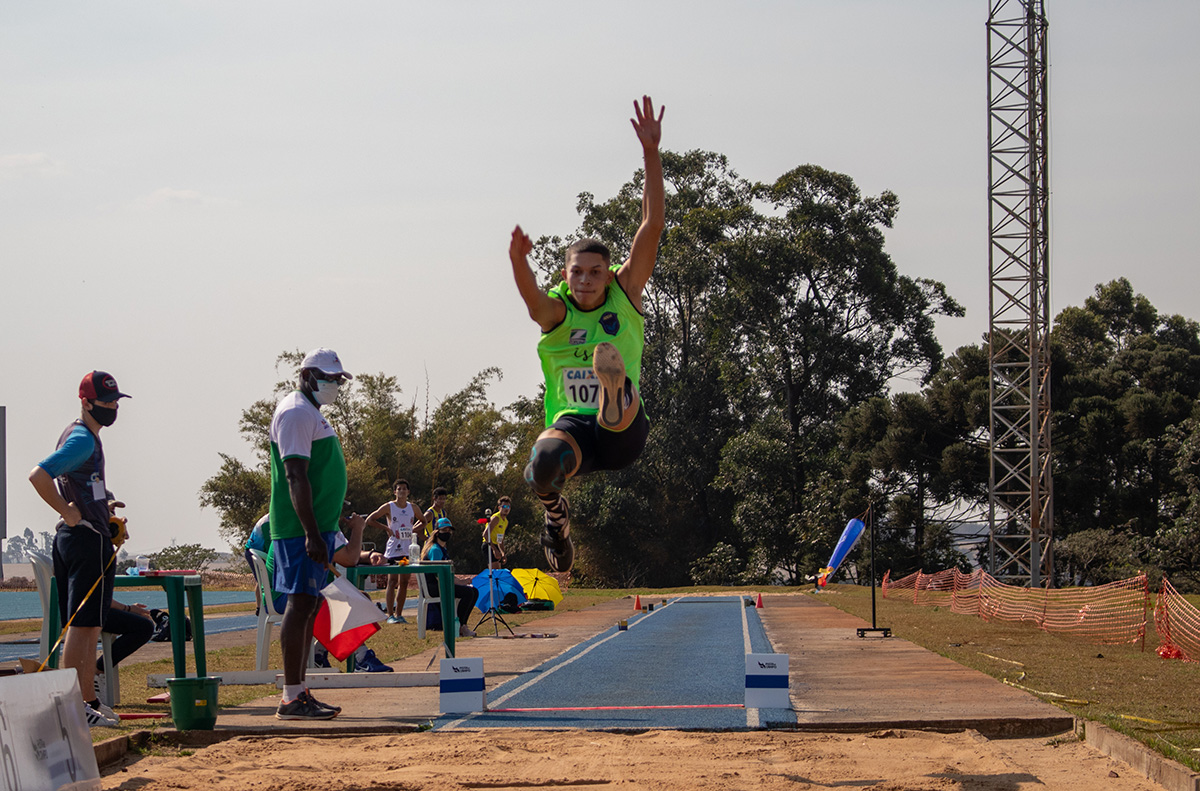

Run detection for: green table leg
[[47, 582, 61, 669], [185, 580, 207, 678], [163, 578, 188, 679]]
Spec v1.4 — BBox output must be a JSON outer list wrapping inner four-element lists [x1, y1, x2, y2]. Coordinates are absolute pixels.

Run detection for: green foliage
[[841, 277, 1200, 588], [1052, 279, 1200, 541], [549, 152, 960, 585], [689, 542, 746, 586], [200, 355, 541, 564], [149, 543, 219, 572], [2, 528, 54, 562], [197, 454, 270, 550]]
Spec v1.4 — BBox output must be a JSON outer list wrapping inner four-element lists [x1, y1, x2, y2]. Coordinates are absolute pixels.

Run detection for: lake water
[[0, 590, 255, 621]]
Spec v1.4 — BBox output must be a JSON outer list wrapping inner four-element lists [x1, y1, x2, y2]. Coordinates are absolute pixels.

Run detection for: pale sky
[[2, 1, 1197, 556]]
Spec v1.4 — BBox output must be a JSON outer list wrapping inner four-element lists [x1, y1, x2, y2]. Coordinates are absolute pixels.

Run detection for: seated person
[[420, 518, 478, 638], [250, 513, 391, 672], [94, 598, 154, 706], [92, 493, 154, 707]]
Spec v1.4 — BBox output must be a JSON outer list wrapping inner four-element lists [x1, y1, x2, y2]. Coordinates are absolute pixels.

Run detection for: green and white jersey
[[268, 391, 347, 540], [537, 274, 645, 426]]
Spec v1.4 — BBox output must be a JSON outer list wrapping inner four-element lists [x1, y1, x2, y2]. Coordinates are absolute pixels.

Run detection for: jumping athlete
[[509, 95, 665, 573]]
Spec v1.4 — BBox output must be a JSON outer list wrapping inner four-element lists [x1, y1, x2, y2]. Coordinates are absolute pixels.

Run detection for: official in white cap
[[267, 347, 364, 720]]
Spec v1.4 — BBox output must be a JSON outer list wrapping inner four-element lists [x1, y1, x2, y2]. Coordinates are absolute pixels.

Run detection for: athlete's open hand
[[631, 95, 664, 151], [510, 225, 533, 265]]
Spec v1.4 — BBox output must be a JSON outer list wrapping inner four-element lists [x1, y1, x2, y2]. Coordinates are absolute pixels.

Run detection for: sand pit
[[100, 728, 1167, 791]]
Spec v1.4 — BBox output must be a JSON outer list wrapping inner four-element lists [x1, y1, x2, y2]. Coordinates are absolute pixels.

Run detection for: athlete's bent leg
[[525, 429, 581, 572]]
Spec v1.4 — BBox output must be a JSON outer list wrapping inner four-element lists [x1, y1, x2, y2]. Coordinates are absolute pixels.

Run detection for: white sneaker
[[93, 672, 108, 706], [84, 702, 119, 729], [459, 624, 476, 638]]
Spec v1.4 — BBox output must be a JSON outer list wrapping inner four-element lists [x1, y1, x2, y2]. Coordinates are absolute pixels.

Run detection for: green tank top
[[537, 275, 645, 426]]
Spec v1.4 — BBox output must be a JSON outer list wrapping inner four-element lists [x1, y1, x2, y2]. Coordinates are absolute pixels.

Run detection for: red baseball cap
[[79, 371, 131, 401]]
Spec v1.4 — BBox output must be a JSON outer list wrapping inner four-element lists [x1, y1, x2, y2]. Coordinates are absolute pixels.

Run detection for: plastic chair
[[28, 551, 120, 704], [248, 549, 285, 672], [415, 570, 442, 639]]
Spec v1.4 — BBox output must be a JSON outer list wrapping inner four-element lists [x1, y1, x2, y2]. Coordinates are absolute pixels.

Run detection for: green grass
[[815, 583, 1200, 771]]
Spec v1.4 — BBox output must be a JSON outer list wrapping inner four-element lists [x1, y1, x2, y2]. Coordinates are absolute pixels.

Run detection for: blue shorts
[[272, 533, 339, 597]]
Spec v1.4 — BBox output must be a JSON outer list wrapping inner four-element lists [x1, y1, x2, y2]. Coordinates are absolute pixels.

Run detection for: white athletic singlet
[[384, 501, 417, 559]]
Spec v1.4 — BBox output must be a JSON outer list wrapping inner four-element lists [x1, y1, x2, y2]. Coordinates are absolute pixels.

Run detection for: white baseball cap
[[301, 347, 353, 379]]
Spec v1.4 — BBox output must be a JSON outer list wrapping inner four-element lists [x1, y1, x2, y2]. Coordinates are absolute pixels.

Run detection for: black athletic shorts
[[549, 401, 650, 477], [52, 522, 115, 629]]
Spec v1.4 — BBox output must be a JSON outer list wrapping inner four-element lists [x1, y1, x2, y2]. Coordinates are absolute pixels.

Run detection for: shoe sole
[[592, 342, 626, 429], [275, 712, 338, 720]]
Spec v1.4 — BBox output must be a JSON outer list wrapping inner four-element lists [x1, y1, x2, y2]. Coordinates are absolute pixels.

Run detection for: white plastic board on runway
[[745, 653, 791, 709], [440, 657, 485, 714]]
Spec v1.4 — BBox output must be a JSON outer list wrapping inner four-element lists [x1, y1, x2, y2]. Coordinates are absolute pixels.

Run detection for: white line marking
[[741, 597, 759, 728], [442, 599, 677, 729]]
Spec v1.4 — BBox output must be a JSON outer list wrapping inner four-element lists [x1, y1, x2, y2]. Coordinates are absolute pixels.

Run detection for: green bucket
[[167, 676, 221, 730]]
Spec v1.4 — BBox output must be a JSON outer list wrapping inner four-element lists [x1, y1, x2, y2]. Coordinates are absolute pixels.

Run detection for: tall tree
[[537, 155, 961, 584], [1052, 279, 1200, 539]]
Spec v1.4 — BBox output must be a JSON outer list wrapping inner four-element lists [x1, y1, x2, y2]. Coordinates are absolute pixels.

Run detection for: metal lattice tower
[[986, 0, 1053, 587]]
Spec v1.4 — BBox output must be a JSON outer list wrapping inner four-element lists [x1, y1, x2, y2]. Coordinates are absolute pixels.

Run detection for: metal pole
[[857, 507, 891, 638], [0, 406, 6, 582]]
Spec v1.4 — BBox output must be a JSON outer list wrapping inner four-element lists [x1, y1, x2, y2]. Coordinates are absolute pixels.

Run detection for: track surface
[[439, 595, 794, 730]]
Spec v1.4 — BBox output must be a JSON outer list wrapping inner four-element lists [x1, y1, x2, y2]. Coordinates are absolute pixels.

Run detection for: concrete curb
[[1078, 720, 1200, 791]]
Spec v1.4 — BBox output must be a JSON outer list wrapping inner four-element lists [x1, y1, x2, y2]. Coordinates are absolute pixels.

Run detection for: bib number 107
[[563, 368, 600, 408]]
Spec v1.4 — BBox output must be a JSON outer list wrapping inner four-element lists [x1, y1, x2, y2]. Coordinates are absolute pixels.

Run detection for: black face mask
[[90, 403, 118, 427]]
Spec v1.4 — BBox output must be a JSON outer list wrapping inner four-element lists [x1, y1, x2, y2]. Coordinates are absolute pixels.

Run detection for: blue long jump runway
[[439, 595, 795, 731]]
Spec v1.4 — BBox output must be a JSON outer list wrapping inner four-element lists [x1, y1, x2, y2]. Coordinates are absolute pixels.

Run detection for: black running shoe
[[300, 690, 340, 716], [275, 695, 337, 721], [540, 495, 574, 573]]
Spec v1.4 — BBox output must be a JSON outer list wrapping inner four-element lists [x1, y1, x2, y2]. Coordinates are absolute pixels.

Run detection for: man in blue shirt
[[28, 370, 130, 729]]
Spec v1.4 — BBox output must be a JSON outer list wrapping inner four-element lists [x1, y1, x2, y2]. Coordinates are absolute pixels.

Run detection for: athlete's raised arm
[[510, 225, 565, 332], [616, 95, 665, 310]]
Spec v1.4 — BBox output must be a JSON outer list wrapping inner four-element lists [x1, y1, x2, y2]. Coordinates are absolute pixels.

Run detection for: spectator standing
[[28, 371, 131, 728], [422, 487, 449, 546], [364, 479, 425, 624], [268, 347, 365, 720], [482, 496, 512, 568]]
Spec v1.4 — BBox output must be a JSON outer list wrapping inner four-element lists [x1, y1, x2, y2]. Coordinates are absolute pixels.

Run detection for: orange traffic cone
[[755, 593, 764, 609], [634, 594, 641, 611]]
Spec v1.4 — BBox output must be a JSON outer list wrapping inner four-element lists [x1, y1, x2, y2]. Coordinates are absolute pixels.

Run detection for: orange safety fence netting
[[881, 566, 1149, 646], [881, 569, 917, 598], [1155, 577, 1200, 662]]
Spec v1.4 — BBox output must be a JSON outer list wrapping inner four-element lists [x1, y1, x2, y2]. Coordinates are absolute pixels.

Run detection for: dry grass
[[22, 577, 1197, 769], [84, 585, 629, 741], [816, 583, 1200, 771]]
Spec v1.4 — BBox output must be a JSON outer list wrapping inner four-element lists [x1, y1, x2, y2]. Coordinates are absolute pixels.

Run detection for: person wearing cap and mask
[[419, 518, 478, 638], [267, 347, 368, 720], [28, 371, 131, 728]]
